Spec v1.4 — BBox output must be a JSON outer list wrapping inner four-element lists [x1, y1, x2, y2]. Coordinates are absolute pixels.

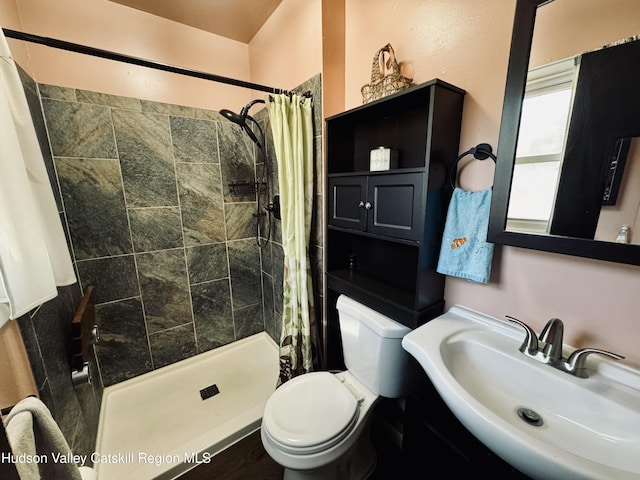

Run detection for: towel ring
[[448, 143, 497, 190]]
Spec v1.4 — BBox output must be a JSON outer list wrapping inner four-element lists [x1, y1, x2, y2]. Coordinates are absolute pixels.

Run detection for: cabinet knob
[[358, 201, 365, 208], [365, 201, 372, 210]]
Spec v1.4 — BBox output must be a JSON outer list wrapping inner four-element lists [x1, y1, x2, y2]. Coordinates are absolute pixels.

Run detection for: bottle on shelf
[[615, 224, 630, 244]]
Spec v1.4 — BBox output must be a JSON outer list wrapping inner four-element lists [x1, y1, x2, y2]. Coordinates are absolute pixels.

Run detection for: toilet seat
[[262, 372, 361, 455]]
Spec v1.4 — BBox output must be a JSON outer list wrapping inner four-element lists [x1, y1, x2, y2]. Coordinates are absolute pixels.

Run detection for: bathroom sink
[[402, 306, 640, 480]]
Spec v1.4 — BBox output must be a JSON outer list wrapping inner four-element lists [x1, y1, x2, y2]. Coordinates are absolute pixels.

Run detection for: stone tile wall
[[14, 66, 100, 461], [39, 85, 269, 386], [38, 73, 323, 387], [13, 64, 322, 459]]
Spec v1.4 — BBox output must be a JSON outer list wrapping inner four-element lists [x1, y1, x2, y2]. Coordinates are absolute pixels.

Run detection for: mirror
[[488, 0, 640, 265]]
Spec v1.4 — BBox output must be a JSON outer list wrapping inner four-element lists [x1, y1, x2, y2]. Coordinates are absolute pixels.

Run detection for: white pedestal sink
[[402, 306, 640, 480]]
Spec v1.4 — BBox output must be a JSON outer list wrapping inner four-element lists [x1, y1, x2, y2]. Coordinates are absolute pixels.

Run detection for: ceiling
[[108, 0, 283, 43]]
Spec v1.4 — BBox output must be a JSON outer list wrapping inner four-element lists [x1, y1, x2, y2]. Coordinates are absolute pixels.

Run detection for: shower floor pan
[[94, 332, 279, 480]]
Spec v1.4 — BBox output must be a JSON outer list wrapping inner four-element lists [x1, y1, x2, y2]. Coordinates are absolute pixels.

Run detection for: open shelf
[[324, 79, 465, 364]]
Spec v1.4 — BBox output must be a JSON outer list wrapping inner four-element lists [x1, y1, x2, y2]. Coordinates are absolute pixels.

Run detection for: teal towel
[[437, 187, 494, 283]]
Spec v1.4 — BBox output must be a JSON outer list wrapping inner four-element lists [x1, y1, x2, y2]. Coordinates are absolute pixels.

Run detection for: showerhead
[[219, 98, 266, 148], [218, 108, 245, 127]]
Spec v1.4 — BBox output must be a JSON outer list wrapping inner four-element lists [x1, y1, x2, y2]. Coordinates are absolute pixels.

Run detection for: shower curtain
[[0, 31, 76, 329], [268, 93, 318, 384]]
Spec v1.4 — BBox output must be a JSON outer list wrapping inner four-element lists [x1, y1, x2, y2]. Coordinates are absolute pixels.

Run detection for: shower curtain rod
[[2, 28, 302, 97]]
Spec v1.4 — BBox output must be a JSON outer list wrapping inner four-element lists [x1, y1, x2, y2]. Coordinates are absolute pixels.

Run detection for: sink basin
[[402, 306, 640, 480]]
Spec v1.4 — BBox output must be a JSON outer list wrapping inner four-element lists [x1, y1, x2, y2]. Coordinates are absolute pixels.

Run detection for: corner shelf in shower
[[228, 180, 265, 195]]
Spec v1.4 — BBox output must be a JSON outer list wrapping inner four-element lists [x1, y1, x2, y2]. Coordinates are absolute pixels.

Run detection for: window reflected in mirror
[[488, 0, 640, 265], [508, 58, 576, 233], [503, 0, 640, 245]]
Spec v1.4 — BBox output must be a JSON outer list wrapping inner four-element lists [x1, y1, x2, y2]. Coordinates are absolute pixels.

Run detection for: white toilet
[[261, 294, 413, 480]]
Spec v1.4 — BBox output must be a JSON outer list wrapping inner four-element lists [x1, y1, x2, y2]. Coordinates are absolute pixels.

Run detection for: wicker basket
[[361, 43, 413, 104]]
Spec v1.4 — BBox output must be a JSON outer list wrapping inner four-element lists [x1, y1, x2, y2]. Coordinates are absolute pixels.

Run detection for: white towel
[[0, 31, 76, 328], [4, 397, 83, 480]]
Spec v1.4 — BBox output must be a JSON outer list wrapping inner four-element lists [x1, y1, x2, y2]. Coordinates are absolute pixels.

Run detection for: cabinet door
[[367, 173, 424, 241], [328, 176, 367, 230]]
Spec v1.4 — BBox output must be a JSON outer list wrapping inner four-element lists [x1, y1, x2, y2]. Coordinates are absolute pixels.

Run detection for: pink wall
[[0, 0, 322, 112], [1, 0, 254, 110], [250, 0, 322, 95], [343, 0, 640, 368]]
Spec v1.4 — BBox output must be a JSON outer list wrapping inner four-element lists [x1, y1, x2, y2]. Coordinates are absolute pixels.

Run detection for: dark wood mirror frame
[[487, 0, 640, 266]]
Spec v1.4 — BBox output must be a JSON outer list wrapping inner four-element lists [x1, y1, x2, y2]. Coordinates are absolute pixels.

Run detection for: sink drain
[[517, 407, 543, 427]]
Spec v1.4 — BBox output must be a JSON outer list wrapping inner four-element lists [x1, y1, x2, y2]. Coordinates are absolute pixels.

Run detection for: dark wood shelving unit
[[324, 79, 465, 368]]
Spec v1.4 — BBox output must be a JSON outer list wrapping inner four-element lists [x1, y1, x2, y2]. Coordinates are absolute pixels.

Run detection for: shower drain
[[517, 407, 543, 427], [200, 384, 220, 400]]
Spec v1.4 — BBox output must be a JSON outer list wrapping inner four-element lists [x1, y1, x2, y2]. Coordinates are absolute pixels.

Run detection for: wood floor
[[178, 430, 283, 480], [177, 421, 403, 480]]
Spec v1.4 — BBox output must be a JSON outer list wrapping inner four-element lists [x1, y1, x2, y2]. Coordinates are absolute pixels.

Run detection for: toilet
[[261, 295, 413, 480]]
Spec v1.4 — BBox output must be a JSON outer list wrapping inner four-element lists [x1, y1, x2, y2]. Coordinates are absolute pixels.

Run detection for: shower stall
[[6, 27, 324, 462]]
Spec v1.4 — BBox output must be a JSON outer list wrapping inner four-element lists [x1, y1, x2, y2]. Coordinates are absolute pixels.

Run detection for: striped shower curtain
[[268, 93, 318, 384]]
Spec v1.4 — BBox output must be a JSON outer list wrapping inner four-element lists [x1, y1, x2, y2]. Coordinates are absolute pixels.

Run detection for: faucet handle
[[565, 348, 625, 378], [505, 315, 539, 355]]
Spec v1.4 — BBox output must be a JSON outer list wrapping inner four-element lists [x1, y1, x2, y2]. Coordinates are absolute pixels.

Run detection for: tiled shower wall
[[14, 63, 322, 457], [15, 66, 100, 460], [38, 73, 323, 388]]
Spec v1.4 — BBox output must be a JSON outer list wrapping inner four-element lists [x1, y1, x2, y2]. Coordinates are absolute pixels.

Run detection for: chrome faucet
[[538, 317, 564, 365], [506, 316, 624, 378]]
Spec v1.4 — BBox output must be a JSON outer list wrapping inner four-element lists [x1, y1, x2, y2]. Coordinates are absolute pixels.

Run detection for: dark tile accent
[[76, 255, 139, 304], [136, 249, 193, 333], [149, 324, 197, 369], [176, 163, 226, 245], [95, 298, 152, 386], [112, 109, 178, 208], [170, 116, 219, 163], [186, 243, 229, 284], [228, 239, 263, 309], [234, 303, 264, 340], [55, 157, 133, 260], [129, 207, 184, 252], [42, 98, 117, 158], [191, 279, 235, 352]]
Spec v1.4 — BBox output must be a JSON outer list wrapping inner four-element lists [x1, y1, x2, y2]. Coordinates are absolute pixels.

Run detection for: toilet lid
[[263, 372, 359, 452]]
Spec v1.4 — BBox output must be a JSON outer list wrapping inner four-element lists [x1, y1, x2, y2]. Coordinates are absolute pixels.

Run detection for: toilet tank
[[336, 295, 412, 398]]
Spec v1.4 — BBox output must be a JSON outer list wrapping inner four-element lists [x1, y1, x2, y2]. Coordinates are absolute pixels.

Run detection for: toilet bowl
[[261, 295, 412, 480], [261, 371, 379, 480]]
